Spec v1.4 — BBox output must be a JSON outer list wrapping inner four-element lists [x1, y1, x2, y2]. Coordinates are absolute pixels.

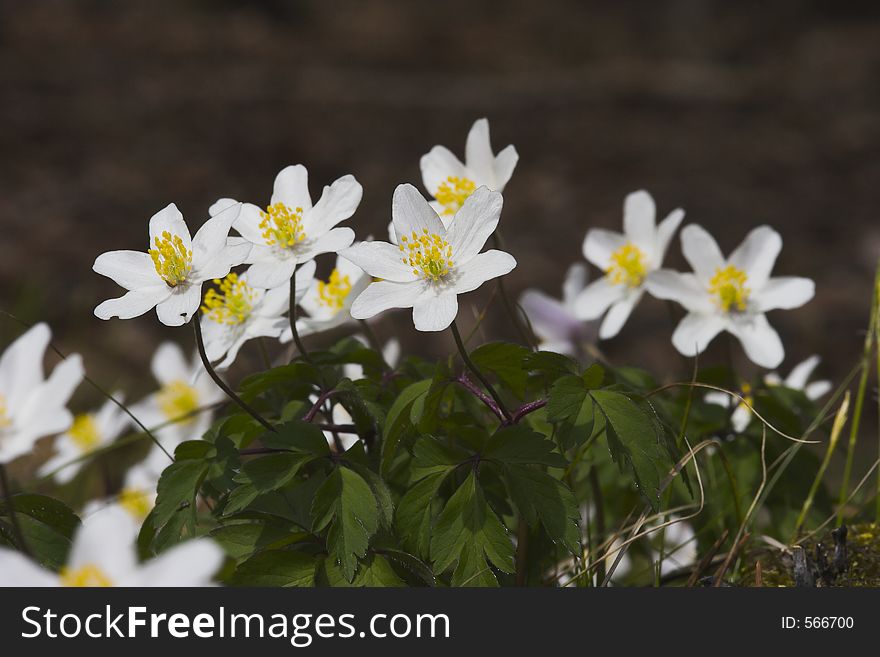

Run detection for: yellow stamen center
[[0, 394, 11, 429], [157, 380, 200, 422], [435, 176, 476, 217], [68, 414, 101, 452], [399, 229, 454, 282], [119, 487, 153, 520], [60, 564, 113, 587], [149, 231, 192, 287], [259, 203, 306, 248], [709, 265, 750, 313], [606, 243, 648, 288], [317, 268, 352, 312], [201, 273, 257, 326]]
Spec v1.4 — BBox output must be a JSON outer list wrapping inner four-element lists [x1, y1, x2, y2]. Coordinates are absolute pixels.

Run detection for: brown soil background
[[1, 0, 879, 409]]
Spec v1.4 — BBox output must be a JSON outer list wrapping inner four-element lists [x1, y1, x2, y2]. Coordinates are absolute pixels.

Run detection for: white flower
[[0, 506, 222, 586], [342, 184, 516, 332], [131, 342, 225, 473], [707, 355, 831, 432], [519, 263, 597, 356], [82, 462, 159, 523], [201, 261, 316, 370], [646, 224, 815, 368], [343, 337, 400, 381], [38, 395, 130, 484], [94, 203, 249, 327], [573, 190, 684, 339], [0, 323, 84, 464], [420, 117, 518, 220], [294, 253, 371, 338], [211, 165, 362, 290], [765, 354, 832, 399]]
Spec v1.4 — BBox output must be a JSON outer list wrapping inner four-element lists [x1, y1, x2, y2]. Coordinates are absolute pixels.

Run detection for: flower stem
[[192, 316, 276, 434], [0, 463, 31, 557], [289, 265, 311, 363], [450, 320, 511, 422], [358, 319, 390, 371]]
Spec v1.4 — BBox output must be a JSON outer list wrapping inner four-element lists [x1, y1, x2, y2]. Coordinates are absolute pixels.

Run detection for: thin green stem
[[289, 266, 311, 363], [450, 320, 511, 422], [193, 316, 276, 434], [358, 319, 389, 371], [0, 463, 31, 556]]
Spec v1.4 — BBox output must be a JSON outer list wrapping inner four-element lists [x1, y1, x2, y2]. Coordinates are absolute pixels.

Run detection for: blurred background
[[1, 0, 879, 402]]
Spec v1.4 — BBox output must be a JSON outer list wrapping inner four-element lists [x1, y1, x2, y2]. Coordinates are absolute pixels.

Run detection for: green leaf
[[8, 515, 71, 570], [149, 460, 209, 529], [546, 375, 596, 448], [484, 425, 567, 467], [311, 467, 379, 582], [413, 360, 451, 433], [524, 350, 580, 377], [227, 550, 316, 587], [395, 472, 447, 558], [349, 464, 394, 529], [0, 494, 80, 539], [377, 548, 436, 586], [470, 342, 530, 398], [381, 379, 432, 475], [210, 522, 304, 561], [504, 465, 580, 555], [260, 420, 332, 456], [591, 389, 668, 510], [412, 437, 464, 480], [430, 471, 514, 586]]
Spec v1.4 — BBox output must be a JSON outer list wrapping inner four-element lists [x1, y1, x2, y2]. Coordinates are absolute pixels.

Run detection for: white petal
[[420, 146, 467, 195], [413, 294, 458, 332], [728, 314, 784, 369], [94, 286, 171, 320], [671, 312, 726, 357], [572, 277, 624, 320], [304, 174, 362, 236], [464, 118, 495, 185], [208, 197, 238, 217], [391, 184, 446, 240], [599, 291, 642, 339], [156, 286, 203, 326], [731, 404, 752, 432], [704, 391, 731, 408], [350, 280, 426, 319], [805, 380, 832, 400], [446, 187, 503, 263], [233, 203, 269, 245], [680, 224, 725, 284], [202, 320, 237, 363], [519, 290, 578, 342], [191, 202, 241, 266], [645, 270, 712, 313], [785, 355, 820, 389], [93, 250, 163, 290], [754, 276, 814, 312], [0, 549, 58, 586], [246, 256, 297, 290], [149, 203, 191, 250], [297, 227, 355, 263], [131, 539, 224, 587], [152, 341, 190, 384], [18, 354, 83, 427], [492, 145, 518, 192], [654, 209, 685, 264], [451, 249, 516, 295], [583, 229, 626, 270], [68, 506, 139, 582], [562, 263, 588, 307], [729, 226, 781, 289], [194, 240, 252, 281], [339, 241, 417, 283], [0, 322, 50, 409], [622, 190, 656, 248], [271, 165, 312, 211]]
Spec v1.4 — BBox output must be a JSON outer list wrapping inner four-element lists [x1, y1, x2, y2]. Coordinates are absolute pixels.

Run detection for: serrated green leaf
[[471, 342, 529, 398], [149, 460, 209, 529], [211, 522, 303, 561], [395, 472, 447, 558], [227, 550, 316, 587], [483, 426, 567, 467], [260, 420, 332, 456], [547, 375, 588, 422], [524, 350, 580, 377], [0, 494, 80, 539], [381, 379, 432, 476], [412, 438, 464, 480], [504, 465, 580, 555]]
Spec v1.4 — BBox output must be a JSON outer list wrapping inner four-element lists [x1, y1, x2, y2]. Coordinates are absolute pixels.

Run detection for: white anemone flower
[[210, 165, 362, 289], [0, 506, 222, 586], [131, 342, 225, 474], [573, 190, 684, 339], [293, 253, 370, 338], [201, 261, 316, 370], [342, 184, 516, 332], [519, 263, 598, 356], [38, 395, 130, 484], [0, 323, 84, 464], [420, 117, 518, 221], [707, 355, 831, 432], [646, 224, 815, 368], [82, 462, 159, 523], [94, 203, 249, 327]]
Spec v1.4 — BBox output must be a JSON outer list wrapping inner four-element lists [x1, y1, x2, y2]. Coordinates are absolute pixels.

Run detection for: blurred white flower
[[0, 506, 222, 586], [290, 253, 370, 338], [94, 203, 248, 327], [343, 336, 401, 381], [646, 225, 814, 368], [573, 191, 684, 339], [38, 395, 130, 484], [342, 184, 516, 332], [82, 462, 159, 523], [705, 386, 755, 433], [201, 262, 316, 370], [420, 117, 518, 221], [131, 342, 224, 473], [519, 263, 597, 356], [211, 165, 361, 289], [0, 323, 83, 464]]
